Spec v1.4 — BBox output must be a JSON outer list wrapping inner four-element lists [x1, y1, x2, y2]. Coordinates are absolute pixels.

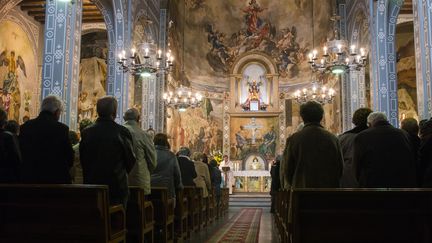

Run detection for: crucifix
[[244, 118, 263, 144]]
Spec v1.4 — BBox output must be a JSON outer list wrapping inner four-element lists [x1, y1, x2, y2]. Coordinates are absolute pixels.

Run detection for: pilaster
[[41, 0, 83, 129]]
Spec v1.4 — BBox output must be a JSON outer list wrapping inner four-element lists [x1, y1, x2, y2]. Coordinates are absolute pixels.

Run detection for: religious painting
[[167, 98, 223, 154], [0, 20, 38, 123], [234, 177, 246, 192], [230, 117, 278, 161], [247, 176, 261, 192], [78, 31, 108, 122], [244, 154, 266, 171], [170, 0, 332, 90], [396, 22, 418, 121]]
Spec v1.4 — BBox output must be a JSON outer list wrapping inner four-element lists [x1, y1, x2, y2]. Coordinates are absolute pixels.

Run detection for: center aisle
[[186, 193, 279, 243]]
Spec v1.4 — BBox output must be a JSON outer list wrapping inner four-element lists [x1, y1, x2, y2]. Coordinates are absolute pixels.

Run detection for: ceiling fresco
[[170, 0, 333, 91]]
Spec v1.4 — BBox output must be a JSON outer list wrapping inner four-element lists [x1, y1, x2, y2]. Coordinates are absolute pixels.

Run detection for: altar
[[232, 169, 271, 193]]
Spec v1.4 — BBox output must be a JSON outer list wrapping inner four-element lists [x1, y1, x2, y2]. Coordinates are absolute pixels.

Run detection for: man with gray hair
[[353, 111, 417, 187], [176, 147, 197, 186], [19, 95, 74, 183], [80, 96, 136, 207], [123, 108, 156, 196]]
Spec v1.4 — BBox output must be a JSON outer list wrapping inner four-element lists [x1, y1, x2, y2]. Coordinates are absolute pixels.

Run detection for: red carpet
[[206, 208, 262, 243]]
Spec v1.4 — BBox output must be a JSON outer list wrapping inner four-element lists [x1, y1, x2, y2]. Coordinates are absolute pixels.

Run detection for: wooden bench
[[127, 186, 154, 243], [291, 188, 432, 243], [196, 187, 207, 229], [274, 190, 290, 243], [220, 188, 230, 216], [150, 187, 175, 243], [183, 186, 200, 236], [174, 188, 188, 241], [206, 188, 216, 224], [0, 184, 125, 243]]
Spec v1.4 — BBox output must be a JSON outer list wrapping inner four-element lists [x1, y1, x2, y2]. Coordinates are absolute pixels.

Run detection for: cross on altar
[[244, 118, 263, 144]]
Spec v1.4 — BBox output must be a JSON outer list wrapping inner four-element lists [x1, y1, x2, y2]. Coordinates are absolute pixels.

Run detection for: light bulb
[[323, 46, 328, 55], [350, 45, 356, 54]]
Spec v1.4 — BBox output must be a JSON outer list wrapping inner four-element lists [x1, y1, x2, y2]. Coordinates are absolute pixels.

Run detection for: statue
[[241, 80, 267, 111], [248, 80, 261, 101]]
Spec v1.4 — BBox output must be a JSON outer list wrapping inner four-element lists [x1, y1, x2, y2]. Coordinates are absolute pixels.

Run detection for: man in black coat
[[19, 96, 74, 184], [176, 147, 197, 186], [80, 96, 136, 207], [353, 112, 417, 188], [0, 108, 21, 183]]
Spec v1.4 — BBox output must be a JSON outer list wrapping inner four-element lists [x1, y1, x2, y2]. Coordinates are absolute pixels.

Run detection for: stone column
[[369, 0, 404, 126], [41, 0, 82, 129], [413, 0, 432, 119]]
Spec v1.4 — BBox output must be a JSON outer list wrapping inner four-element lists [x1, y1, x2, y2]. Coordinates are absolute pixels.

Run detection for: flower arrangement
[[211, 150, 223, 166]]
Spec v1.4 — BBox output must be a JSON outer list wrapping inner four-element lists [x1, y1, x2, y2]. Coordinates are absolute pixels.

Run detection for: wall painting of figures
[[230, 116, 278, 161], [167, 98, 223, 154], [0, 20, 38, 123], [78, 31, 108, 122], [171, 0, 332, 90]]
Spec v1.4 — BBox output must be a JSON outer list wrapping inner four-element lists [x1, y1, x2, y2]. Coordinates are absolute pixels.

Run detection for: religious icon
[[0, 50, 26, 121]]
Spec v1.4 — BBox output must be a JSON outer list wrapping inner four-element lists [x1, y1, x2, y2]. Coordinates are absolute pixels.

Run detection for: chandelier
[[308, 15, 367, 74], [163, 86, 203, 112], [117, 43, 174, 77], [294, 80, 336, 104]]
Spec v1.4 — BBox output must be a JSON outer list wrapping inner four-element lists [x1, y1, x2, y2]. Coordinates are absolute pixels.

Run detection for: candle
[[131, 48, 136, 56], [360, 48, 365, 57], [350, 45, 356, 54], [144, 48, 149, 57], [337, 44, 342, 53], [308, 53, 313, 62], [312, 49, 318, 59], [345, 57, 350, 64], [323, 46, 328, 55], [157, 49, 162, 59]]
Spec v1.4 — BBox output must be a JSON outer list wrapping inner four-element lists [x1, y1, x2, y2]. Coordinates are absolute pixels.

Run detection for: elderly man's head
[[300, 101, 324, 124], [178, 147, 191, 157], [123, 108, 140, 122], [97, 96, 117, 120], [41, 95, 64, 121], [367, 112, 388, 127]]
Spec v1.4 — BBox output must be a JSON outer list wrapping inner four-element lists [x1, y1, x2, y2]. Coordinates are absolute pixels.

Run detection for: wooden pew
[[196, 187, 207, 229], [0, 184, 125, 243], [277, 190, 290, 243], [291, 189, 432, 243], [220, 188, 230, 216], [127, 186, 155, 243], [183, 186, 199, 236], [150, 187, 175, 243], [206, 188, 216, 224], [174, 188, 188, 241]]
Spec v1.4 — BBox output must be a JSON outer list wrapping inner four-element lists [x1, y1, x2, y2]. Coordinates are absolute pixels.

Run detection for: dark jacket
[[353, 121, 417, 188], [80, 118, 136, 205], [420, 138, 432, 186], [210, 166, 222, 197], [177, 155, 197, 186], [151, 145, 183, 199], [281, 123, 343, 188], [270, 161, 280, 194], [19, 111, 74, 183], [0, 129, 21, 182], [338, 125, 369, 187]]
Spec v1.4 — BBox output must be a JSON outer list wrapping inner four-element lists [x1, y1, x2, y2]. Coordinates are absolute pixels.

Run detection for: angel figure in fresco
[[242, 0, 266, 36], [0, 50, 26, 120]]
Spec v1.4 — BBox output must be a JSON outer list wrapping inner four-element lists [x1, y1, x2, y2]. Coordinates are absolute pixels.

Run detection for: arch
[[231, 51, 278, 76]]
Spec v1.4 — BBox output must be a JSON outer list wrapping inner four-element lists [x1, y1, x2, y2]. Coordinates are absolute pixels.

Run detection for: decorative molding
[[369, 0, 403, 127], [413, 0, 432, 119]]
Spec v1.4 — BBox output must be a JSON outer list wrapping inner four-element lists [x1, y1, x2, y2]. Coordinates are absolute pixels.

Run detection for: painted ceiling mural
[[171, 0, 333, 91]]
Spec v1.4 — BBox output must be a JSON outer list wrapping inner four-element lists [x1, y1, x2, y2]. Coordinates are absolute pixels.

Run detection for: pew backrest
[[291, 188, 432, 243]]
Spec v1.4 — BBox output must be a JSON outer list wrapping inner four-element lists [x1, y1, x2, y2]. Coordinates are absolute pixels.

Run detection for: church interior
[[1, 0, 432, 242]]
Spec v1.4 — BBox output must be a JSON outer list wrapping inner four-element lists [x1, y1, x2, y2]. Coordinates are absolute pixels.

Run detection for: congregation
[[1, 94, 432, 241]]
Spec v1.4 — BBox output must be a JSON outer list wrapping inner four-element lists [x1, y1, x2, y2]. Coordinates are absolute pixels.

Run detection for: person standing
[[219, 155, 234, 194], [353, 112, 417, 188], [281, 101, 343, 189], [19, 96, 74, 183], [0, 108, 21, 183], [192, 152, 212, 198], [151, 133, 183, 201], [270, 156, 281, 213], [338, 108, 373, 187], [176, 147, 197, 186], [80, 96, 136, 207], [70, 119, 93, 184], [123, 108, 157, 196]]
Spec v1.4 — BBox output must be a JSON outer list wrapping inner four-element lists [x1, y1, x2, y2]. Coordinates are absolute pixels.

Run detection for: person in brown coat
[[281, 101, 343, 189]]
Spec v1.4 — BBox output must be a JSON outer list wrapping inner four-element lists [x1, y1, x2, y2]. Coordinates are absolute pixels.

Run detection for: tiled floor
[[185, 207, 280, 243]]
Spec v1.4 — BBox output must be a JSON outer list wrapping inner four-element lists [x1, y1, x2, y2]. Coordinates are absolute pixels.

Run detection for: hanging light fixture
[[308, 10, 367, 74], [163, 86, 203, 112], [294, 0, 336, 104], [163, 0, 202, 111], [117, 5, 174, 77], [294, 80, 336, 104]]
